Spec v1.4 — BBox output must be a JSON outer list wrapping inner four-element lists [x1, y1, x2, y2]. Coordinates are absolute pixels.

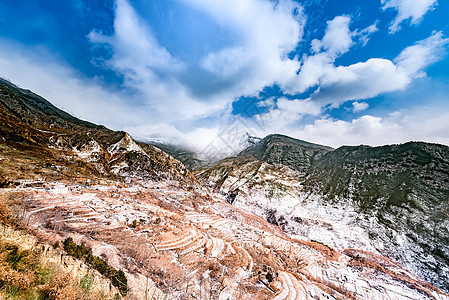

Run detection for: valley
[[1, 78, 449, 299]]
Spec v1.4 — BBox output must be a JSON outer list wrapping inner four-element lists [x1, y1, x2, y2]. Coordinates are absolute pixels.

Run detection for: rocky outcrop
[[0, 223, 120, 299]]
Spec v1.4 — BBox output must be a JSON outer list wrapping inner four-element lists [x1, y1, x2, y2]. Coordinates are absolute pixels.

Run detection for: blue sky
[[0, 0, 448, 152]]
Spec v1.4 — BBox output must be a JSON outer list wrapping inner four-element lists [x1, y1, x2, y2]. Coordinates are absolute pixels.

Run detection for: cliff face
[[194, 134, 332, 201]]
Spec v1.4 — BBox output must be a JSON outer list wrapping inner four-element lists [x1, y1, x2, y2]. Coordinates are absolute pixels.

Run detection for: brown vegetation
[[0, 236, 114, 300]]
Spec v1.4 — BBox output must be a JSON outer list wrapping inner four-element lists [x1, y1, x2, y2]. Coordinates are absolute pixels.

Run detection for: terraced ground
[[2, 179, 448, 300], [2, 75, 448, 299]]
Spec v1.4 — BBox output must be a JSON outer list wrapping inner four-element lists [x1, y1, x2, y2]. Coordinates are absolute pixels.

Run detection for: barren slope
[[3, 181, 448, 299]]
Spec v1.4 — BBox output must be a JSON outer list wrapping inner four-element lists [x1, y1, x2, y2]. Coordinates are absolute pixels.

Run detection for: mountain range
[[195, 133, 449, 292], [0, 77, 196, 187], [1, 77, 448, 299]]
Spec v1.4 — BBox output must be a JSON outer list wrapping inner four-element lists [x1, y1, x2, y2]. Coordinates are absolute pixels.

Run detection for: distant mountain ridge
[[239, 133, 333, 173], [141, 132, 263, 170], [143, 140, 207, 170]]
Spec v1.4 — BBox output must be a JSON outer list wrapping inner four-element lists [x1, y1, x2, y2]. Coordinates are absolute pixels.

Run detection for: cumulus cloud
[[314, 32, 448, 106], [301, 108, 449, 147], [89, 0, 305, 105], [311, 16, 354, 58], [310, 58, 410, 106], [84, 0, 310, 140], [89, 0, 184, 74], [184, 0, 305, 96], [251, 28, 449, 147], [284, 15, 378, 94], [300, 115, 402, 146], [252, 97, 321, 132], [382, 0, 437, 33], [86, 1, 448, 149], [284, 27, 447, 108], [88, 0, 228, 124]]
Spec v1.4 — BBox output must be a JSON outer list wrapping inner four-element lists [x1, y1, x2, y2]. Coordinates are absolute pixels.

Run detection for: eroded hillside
[[196, 136, 449, 293], [2, 180, 447, 299], [0, 78, 197, 187], [1, 78, 448, 299]]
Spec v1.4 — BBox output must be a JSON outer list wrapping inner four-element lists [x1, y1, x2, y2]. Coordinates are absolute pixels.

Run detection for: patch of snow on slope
[[233, 191, 380, 253], [108, 133, 144, 155], [110, 161, 129, 175], [73, 139, 102, 161]]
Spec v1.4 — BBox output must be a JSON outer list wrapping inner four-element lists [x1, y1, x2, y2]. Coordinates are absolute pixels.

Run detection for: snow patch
[[108, 133, 144, 156]]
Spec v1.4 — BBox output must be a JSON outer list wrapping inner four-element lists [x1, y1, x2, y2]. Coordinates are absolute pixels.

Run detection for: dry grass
[[0, 195, 117, 300], [0, 239, 115, 300]]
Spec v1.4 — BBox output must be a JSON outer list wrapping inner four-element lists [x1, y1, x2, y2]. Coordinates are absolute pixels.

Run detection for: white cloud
[[85, 0, 309, 136], [277, 97, 321, 116], [89, 0, 184, 74], [382, 0, 437, 33], [314, 32, 448, 106], [256, 98, 276, 110], [284, 16, 378, 94], [87, 0, 227, 124], [90, 0, 306, 102], [0, 41, 135, 130], [300, 115, 401, 147], [284, 30, 447, 108], [247, 29, 449, 148], [302, 109, 449, 147], [185, 0, 305, 96], [311, 16, 354, 58], [311, 58, 410, 106], [355, 23, 379, 46], [252, 108, 449, 148], [395, 31, 449, 77], [252, 97, 321, 132], [352, 101, 369, 112], [286, 52, 333, 93]]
